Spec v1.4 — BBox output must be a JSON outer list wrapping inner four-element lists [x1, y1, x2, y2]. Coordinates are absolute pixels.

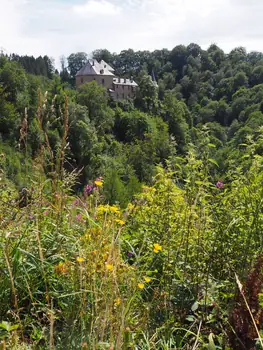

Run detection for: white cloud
[[73, 0, 121, 17], [1, 0, 263, 67]]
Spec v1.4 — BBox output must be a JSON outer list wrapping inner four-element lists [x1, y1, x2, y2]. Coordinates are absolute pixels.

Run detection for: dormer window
[[100, 69, 104, 74]]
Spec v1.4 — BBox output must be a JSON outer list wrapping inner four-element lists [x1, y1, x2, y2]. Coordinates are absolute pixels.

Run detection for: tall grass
[[1, 94, 263, 349]]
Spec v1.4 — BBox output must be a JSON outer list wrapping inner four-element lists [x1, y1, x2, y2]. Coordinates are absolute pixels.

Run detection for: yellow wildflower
[[106, 263, 113, 272], [76, 257, 85, 263], [114, 297, 121, 306], [153, 243, 162, 253], [144, 276, 152, 283], [115, 219, 125, 225], [94, 180, 103, 187], [55, 261, 68, 275], [81, 233, 91, 241], [138, 283, 145, 289], [109, 205, 120, 214]]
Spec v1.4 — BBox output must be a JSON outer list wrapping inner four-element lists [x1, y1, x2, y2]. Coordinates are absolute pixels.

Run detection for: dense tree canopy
[[3, 43, 263, 192]]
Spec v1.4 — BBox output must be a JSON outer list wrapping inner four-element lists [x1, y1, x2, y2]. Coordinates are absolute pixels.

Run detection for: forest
[[1, 43, 263, 349]]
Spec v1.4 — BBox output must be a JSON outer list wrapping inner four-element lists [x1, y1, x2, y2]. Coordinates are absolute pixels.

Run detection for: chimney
[[92, 60, 95, 66], [131, 76, 133, 83], [118, 77, 121, 83], [124, 78, 126, 83]]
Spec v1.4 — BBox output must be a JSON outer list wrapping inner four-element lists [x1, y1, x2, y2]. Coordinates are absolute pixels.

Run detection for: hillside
[[1, 45, 263, 348]]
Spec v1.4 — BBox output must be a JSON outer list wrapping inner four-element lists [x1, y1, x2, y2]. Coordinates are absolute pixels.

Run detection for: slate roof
[[100, 60, 115, 72], [113, 77, 138, 87], [76, 59, 115, 77]]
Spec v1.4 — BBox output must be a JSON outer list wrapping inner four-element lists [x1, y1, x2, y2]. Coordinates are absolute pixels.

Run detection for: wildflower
[[75, 214, 82, 221], [153, 243, 162, 253], [106, 263, 113, 272], [73, 199, 80, 206], [94, 177, 103, 187], [43, 211, 49, 216], [84, 184, 93, 196], [76, 257, 84, 263], [82, 233, 91, 241], [55, 261, 68, 274], [97, 205, 107, 214], [144, 277, 152, 283], [127, 251, 134, 258], [138, 283, 145, 289], [109, 205, 120, 214], [115, 219, 125, 225], [114, 297, 121, 306], [216, 181, 224, 189]]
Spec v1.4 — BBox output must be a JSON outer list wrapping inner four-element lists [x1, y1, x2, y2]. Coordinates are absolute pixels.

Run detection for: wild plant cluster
[[1, 94, 263, 350]]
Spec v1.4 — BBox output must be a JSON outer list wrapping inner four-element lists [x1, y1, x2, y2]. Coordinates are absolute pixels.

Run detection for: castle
[[76, 59, 138, 100]]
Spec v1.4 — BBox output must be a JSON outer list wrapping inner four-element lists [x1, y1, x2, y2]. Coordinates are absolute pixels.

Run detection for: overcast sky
[[1, 0, 263, 67]]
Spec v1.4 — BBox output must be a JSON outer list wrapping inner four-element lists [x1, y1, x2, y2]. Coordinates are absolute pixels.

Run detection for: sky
[[1, 0, 263, 67]]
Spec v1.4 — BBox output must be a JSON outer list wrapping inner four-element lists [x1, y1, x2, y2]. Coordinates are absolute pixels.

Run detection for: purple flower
[[43, 211, 49, 216], [84, 184, 93, 196], [216, 181, 224, 189], [75, 214, 82, 221], [73, 199, 80, 206], [127, 251, 134, 258]]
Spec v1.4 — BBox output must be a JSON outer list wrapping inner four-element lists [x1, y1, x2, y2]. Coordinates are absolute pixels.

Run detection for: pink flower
[[75, 214, 82, 221], [84, 184, 93, 196], [43, 211, 49, 216], [73, 199, 80, 206], [216, 181, 224, 189]]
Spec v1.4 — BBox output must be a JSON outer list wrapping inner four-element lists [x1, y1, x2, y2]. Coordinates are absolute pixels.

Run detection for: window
[[81, 78, 83, 84], [123, 93, 125, 99], [102, 78, 105, 84]]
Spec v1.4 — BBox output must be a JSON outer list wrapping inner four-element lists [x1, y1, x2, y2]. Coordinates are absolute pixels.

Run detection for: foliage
[[4, 43, 263, 348]]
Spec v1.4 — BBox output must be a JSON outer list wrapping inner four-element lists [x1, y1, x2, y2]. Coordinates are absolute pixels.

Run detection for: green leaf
[[185, 315, 195, 322], [195, 181, 204, 185], [208, 158, 219, 167], [0, 321, 19, 332], [208, 333, 216, 350], [0, 322, 9, 331], [191, 301, 199, 312], [208, 143, 216, 148]]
